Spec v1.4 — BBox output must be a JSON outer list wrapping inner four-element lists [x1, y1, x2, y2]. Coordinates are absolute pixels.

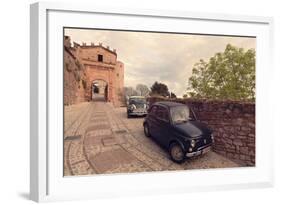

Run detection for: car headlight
[[130, 104, 136, 110], [190, 139, 196, 147]]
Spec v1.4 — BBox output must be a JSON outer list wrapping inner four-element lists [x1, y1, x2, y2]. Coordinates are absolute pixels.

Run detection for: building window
[[98, 54, 103, 62]]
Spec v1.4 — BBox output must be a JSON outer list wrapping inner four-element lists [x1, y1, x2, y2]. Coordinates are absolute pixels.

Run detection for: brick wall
[[148, 97, 255, 166]]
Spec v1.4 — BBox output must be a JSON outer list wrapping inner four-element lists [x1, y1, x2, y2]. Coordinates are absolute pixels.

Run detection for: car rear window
[[170, 106, 190, 124]]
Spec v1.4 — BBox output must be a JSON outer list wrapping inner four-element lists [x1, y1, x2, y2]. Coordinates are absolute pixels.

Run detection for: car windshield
[[129, 98, 146, 105], [170, 106, 191, 124]]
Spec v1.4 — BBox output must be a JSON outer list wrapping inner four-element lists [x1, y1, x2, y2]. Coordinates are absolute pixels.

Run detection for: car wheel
[[127, 113, 131, 118], [169, 142, 185, 163], [143, 123, 151, 137]]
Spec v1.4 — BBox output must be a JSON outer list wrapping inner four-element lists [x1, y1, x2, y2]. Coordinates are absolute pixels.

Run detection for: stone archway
[[91, 79, 108, 102]]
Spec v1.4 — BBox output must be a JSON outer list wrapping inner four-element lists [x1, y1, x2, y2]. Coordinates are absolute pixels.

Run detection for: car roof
[[153, 101, 185, 107]]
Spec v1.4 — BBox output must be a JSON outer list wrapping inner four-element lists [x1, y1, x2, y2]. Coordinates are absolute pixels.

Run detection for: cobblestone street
[[64, 102, 240, 176]]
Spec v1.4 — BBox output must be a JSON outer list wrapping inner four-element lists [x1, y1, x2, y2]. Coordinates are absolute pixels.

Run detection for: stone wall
[[148, 97, 255, 166], [64, 46, 88, 105], [114, 61, 125, 107]]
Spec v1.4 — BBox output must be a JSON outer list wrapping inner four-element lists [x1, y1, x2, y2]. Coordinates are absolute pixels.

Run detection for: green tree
[[150, 81, 170, 97], [182, 94, 188, 98], [170, 92, 177, 99], [187, 44, 255, 100]]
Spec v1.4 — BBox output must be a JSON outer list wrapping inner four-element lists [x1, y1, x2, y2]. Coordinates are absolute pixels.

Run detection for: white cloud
[[65, 28, 256, 97]]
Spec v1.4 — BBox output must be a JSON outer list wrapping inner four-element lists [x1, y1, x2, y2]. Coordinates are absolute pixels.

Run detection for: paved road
[[64, 102, 239, 176]]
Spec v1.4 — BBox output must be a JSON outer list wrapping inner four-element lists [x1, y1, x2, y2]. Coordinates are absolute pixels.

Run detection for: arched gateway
[[65, 36, 125, 107], [92, 79, 108, 101]]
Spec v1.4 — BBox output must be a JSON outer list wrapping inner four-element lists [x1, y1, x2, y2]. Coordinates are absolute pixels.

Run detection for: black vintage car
[[127, 96, 148, 118], [143, 101, 213, 163]]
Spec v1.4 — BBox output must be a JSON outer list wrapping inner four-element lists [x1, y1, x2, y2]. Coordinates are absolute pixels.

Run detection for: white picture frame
[[30, 2, 274, 202]]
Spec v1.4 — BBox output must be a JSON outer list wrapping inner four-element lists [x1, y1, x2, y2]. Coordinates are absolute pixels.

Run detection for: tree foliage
[[170, 92, 177, 98], [187, 44, 255, 100], [150, 81, 170, 97]]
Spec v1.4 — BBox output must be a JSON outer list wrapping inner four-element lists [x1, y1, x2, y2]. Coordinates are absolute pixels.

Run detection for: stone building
[[64, 36, 125, 107], [64, 37, 88, 105]]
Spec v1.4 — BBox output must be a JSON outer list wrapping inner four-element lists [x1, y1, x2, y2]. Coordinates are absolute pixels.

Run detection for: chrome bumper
[[186, 145, 212, 157], [129, 110, 147, 115], [129, 112, 147, 116]]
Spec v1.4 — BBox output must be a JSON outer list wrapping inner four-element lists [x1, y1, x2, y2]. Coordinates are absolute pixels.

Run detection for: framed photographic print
[[30, 2, 274, 202]]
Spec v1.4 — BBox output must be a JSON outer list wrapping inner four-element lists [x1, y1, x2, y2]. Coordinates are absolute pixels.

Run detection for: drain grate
[[64, 135, 81, 141]]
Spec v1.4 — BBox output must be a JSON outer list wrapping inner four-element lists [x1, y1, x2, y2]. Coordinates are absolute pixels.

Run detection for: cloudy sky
[[65, 28, 255, 97]]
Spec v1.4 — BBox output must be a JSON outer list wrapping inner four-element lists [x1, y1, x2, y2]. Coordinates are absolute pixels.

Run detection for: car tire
[[143, 123, 151, 137], [169, 142, 185, 163], [127, 113, 131, 118]]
